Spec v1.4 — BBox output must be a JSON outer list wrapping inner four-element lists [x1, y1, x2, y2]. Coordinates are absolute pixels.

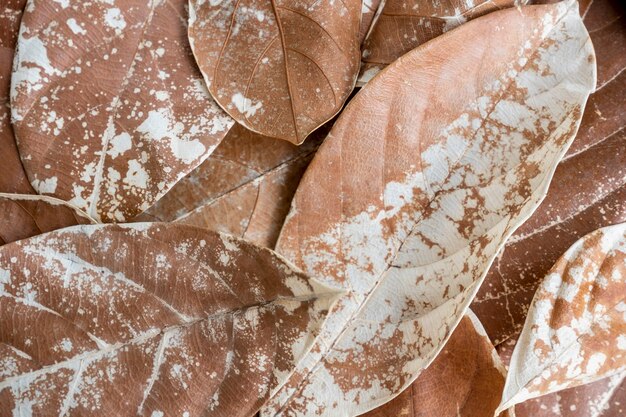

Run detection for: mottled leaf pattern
[[498, 223, 626, 412], [10, 0, 234, 222], [188, 0, 361, 144], [361, 311, 508, 417], [358, 0, 523, 83], [498, 331, 626, 417], [0, 223, 339, 417], [0, 0, 31, 194], [262, 2, 596, 416], [0, 193, 94, 245], [135, 123, 325, 248], [472, 0, 626, 345]]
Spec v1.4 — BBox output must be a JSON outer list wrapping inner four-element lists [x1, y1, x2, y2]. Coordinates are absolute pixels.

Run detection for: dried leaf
[[498, 332, 626, 417], [0, 193, 94, 245], [472, 0, 626, 345], [188, 0, 361, 144], [497, 223, 626, 412], [359, 0, 383, 44], [358, 0, 523, 83], [361, 311, 508, 417], [261, 2, 596, 415], [134, 123, 324, 247], [10, 0, 234, 222], [0, 0, 31, 194], [0, 223, 340, 417]]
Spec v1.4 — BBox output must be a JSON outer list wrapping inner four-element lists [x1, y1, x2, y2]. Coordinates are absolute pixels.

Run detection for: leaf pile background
[[0, 0, 623, 416]]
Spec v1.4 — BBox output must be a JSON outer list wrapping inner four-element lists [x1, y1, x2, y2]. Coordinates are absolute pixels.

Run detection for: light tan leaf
[[358, 0, 524, 83], [0, 193, 95, 245], [361, 311, 509, 417], [0, 223, 340, 416], [497, 332, 626, 417], [134, 123, 325, 247], [0, 0, 31, 194], [497, 223, 626, 413], [261, 2, 596, 416], [10, 0, 234, 222], [188, 0, 361, 144], [472, 0, 626, 345]]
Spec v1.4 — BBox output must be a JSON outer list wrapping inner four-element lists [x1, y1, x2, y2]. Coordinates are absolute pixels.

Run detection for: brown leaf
[[134, 123, 325, 248], [498, 332, 626, 417], [472, 0, 626, 345], [361, 311, 508, 417], [358, 0, 523, 83], [0, 193, 94, 245], [0, 0, 32, 194], [261, 2, 596, 415], [0, 223, 340, 417], [359, 0, 383, 44], [188, 0, 361, 144], [10, 0, 234, 222], [497, 223, 626, 412]]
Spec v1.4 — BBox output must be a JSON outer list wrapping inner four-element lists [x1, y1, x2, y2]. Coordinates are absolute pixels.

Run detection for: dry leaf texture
[[0, 223, 339, 417], [361, 311, 507, 417], [358, 0, 523, 83], [0, 193, 94, 245], [0, 0, 31, 194], [498, 223, 626, 412], [10, 0, 234, 222], [472, 0, 626, 345], [188, 0, 361, 144], [262, 2, 596, 415], [135, 123, 324, 247], [359, 0, 383, 43]]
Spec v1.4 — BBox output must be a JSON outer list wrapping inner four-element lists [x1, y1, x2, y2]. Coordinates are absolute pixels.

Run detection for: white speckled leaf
[[0, 223, 340, 417], [261, 2, 596, 415], [10, 0, 234, 222], [0, 193, 95, 245], [498, 223, 626, 413], [188, 0, 361, 144]]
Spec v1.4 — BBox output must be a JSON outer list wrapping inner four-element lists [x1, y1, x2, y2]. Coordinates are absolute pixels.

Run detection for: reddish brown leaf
[[497, 223, 626, 412], [358, 0, 522, 83], [134, 124, 324, 248], [10, 0, 234, 222], [0, 0, 31, 194], [0, 193, 94, 245], [0, 223, 340, 417], [359, 0, 383, 44], [361, 311, 508, 417], [188, 0, 361, 144], [472, 0, 626, 345], [261, 2, 596, 415]]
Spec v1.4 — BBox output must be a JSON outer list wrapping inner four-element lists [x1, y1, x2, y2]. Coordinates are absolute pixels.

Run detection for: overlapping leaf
[[261, 2, 596, 415], [135, 123, 325, 247], [0, 0, 31, 193], [498, 223, 626, 413], [10, 0, 233, 222], [0, 223, 339, 416], [358, 0, 523, 83], [362, 311, 509, 417], [472, 0, 626, 344], [0, 193, 94, 245], [188, 0, 361, 144], [359, 0, 383, 43]]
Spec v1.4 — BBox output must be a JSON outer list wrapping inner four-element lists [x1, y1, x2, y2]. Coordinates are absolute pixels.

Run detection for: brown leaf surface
[[261, 2, 596, 415], [498, 333, 626, 417], [358, 0, 523, 83], [359, 0, 383, 44], [0, 223, 340, 417], [10, 0, 234, 222], [134, 123, 325, 248], [497, 223, 626, 412], [188, 0, 361, 144], [472, 0, 626, 345], [0, 0, 32, 194], [0, 193, 94, 245], [361, 311, 507, 417]]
